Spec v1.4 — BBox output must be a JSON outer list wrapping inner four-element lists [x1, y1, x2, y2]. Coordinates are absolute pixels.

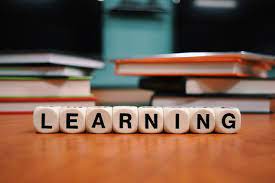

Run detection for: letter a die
[[113, 106, 138, 133], [33, 106, 60, 133], [189, 107, 215, 134], [86, 106, 112, 133], [163, 107, 190, 134], [60, 107, 86, 133], [214, 107, 241, 134], [138, 107, 163, 133]]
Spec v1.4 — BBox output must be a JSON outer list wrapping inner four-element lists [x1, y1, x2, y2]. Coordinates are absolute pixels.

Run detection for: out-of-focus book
[[115, 52, 275, 77], [140, 77, 275, 95], [115, 51, 275, 113], [0, 66, 89, 77], [0, 76, 91, 97], [0, 52, 104, 69], [151, 93, 274, 114], [92, 88, 153, 106], [0, 96, 96, 114], [141, 77, 275, 113], [0, 52, 103, 113]]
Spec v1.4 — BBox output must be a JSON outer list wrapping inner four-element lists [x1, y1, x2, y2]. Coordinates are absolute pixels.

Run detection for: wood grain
[[0, 114, 275, 183]]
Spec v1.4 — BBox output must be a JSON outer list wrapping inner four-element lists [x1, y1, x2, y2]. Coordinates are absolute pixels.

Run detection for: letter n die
[[138, 107, 163, 133], [189, 107, 215, 134], [214, 107, 241, 134]]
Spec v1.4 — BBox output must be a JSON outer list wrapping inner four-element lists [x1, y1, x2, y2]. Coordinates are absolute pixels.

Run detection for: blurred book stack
[[0, 53, 104, 113], [115, 52, 275, 113]]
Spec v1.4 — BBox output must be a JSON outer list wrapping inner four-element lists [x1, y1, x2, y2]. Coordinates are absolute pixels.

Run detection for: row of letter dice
[[33, 106, 241, 134]]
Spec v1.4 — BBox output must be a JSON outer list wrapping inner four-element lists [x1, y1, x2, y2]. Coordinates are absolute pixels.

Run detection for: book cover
[[0, 52, 104, 69]]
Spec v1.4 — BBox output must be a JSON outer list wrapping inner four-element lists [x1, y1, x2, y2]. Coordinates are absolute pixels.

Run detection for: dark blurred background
[[175, 0, 275, 54], [0, 0, 275, 86], [0, 0, 102, 58]]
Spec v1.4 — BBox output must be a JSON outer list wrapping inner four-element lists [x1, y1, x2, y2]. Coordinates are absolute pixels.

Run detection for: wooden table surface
[[0, 114, 275, 183]]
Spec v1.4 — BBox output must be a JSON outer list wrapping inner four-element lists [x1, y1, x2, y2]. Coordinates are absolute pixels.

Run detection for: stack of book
[[0, 52, 104, 113], [115, 52, 275, 113]]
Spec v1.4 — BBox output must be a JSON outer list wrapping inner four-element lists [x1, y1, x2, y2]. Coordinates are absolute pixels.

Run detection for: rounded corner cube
[[86, 106, 113, 134], [33, 106, 61, 133], [33, 106, 241, 134], [113, 106, 138, 133], [138, 107, 163, 133]]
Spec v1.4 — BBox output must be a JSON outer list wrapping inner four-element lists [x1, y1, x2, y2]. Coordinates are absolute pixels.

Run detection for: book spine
[[0, 111, 33, 114], [139, 77, 186, 92], [0, 97, 97, 103]]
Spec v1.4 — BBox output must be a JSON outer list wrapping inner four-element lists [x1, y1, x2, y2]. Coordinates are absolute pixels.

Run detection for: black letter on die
[[175, 113, 180, 129], [41, 113, 52, 129], [66, 113, 78, 129], [92, 113, 105, 128], [145, 114, 158, 129], [197, 114, 209, 129], [119, 113, 132, 128], [222, 113, 236, 129]]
